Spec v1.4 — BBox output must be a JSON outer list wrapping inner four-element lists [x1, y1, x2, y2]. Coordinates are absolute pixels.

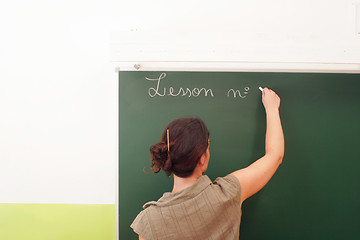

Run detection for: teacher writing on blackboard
[[131, 88, 284, 240]]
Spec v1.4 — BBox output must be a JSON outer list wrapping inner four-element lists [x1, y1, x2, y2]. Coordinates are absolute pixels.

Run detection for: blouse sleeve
[[213, 174, 242, 203], [130, 210, 152, 240]]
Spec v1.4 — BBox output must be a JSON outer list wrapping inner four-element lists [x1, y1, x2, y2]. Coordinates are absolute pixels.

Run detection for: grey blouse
[[131, 175, 242, 240]]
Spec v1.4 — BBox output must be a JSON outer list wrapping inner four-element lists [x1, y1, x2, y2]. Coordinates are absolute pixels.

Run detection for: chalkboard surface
[[119, 71, 360, 240]]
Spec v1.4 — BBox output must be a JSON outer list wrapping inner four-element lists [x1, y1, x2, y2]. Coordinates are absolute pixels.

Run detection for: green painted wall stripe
[[0, 203, 115, 240]]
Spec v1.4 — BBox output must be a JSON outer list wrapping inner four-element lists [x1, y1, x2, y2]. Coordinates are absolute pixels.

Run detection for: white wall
[[113, 0, 360, 71], [0, 1, 118, 204], [0, 0, 359, 204]]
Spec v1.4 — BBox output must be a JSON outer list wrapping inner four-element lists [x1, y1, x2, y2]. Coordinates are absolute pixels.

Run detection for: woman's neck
[[172, 171, 202, 193]]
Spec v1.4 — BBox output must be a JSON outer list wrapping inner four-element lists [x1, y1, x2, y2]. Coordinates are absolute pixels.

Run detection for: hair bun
[[150, 141, 172, 175]]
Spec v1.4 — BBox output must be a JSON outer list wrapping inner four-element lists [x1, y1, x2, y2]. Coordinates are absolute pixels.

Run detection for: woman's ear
[[198, 151, 209, 174], [199, 153, 206, 166]]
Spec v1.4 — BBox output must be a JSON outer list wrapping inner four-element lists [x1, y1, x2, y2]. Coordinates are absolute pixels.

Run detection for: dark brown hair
[[149, 117, 210, 178]]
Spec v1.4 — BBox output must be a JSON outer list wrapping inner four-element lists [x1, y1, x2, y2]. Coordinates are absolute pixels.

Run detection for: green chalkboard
[[119, 71, 360, 240]]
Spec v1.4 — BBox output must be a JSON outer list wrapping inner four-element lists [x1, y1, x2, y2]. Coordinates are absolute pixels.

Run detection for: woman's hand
[[262, 88, 280, 112]]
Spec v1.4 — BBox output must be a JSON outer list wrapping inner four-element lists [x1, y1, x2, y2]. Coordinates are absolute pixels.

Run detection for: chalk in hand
[[259, 87, 264, 92]]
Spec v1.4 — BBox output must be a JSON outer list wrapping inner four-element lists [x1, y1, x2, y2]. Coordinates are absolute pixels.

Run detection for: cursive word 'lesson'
[[146, 73, 214, 98], [146, 73, 250, 99]]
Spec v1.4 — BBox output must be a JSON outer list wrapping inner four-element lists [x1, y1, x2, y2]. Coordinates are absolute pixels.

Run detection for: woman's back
[[131, 175, 241, 240]]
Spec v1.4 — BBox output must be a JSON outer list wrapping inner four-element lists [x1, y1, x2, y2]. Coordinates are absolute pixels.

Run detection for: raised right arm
[[230, 88, 284, 203]]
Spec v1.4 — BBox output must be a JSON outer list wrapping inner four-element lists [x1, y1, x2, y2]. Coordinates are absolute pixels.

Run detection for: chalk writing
[[146, 73, 167, 97], [227, 87, 250, 98], [146, 73, 214, 98], [146, 73, 251, 99]]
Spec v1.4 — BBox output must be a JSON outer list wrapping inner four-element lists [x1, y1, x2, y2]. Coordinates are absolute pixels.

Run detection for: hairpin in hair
[[167, 129, 170, 152]]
